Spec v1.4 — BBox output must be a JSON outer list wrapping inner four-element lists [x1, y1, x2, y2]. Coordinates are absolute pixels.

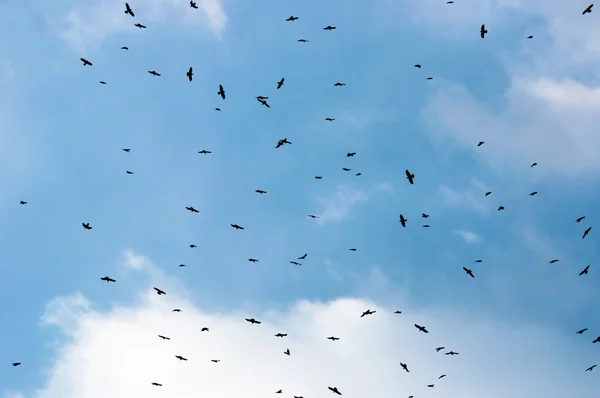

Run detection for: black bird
[[445, 351, 459, 355], [480, 24, 488, 38], [325, 117, 335, 121], [175, 355, 187, 361], [415, 324, 429, 333], [231, 224, 244, 230], [100, 276, 116, 282], [529, 191, 538, 196], [158, 335, 170, 340], [277, 78, 285, 89], [334, 82, 346, 86], [211, 359, 220, 363], [173, 308, 182, 311], [347, 152, 356, 157], [198, 150, 212, 154], [12, 362, 21, 366], [19, 201, 27, 205], [327, 336, 340, 341], [275, 390, 283, 394], [323, 25, 336, 30], [582, 227, 592, 239], [435, 346, 445, 352], [394, 310, 402, 314], [399, 214, 407, 227], [531, 162, 537, 167], [290, 261, 301, 266], [148, 70, 161, 76], [477, 141, 485, 147], [186, 206, 199, 213], [126, 171, 134, 174], [427, 385, 435, 388], [361, 309, 376, 317], [190, 244, 196, 248], [307, 214, 320, 219], [190, 0, 198, 8], [154, 287, 166, 295], [583, 4, 593, 15], [414, 64, 421, 68], [342, 168, 351, 172], [284, 348, 290, 355], [122, 148, 131, 152], [315, 176, 323, 179], [256, 189, 267, 194], [80, 58, 92, 66], [497, 206, 504, 211], [286, 16, 298, 21], [201, 327, 209, 331], [527, 35, 533, 39], [218, 84, 226, 99], [438, 374, 447, 379], [298, 39, 309, 42], [594, 336, 600, 343], [579, 265, 590, 276], [463, 267, 475, 278], [422, 224, 430, 228], [549, 259, 559, 264], [134, 23, 146, 28], [576, 216, 586, 223], [82, 222, 92, 230], [298, 253, 307, 260], [125, 3, 135, 16], [577, 328, 588, 334], [186, 67, 193, 81], [485, 191, 492, 196], [258, 99, 270, 108], [355, 172, 361, 176], [349, 248, 357, 251], [245, 318, 261, 324], [405, 169, 415, 184], [151, 383, 162, 387], [99, 81, 107, 85], [422, 213, 429, 218], [276, 138, 292, 148], [400, 363, 409, 372], [328, 387, 342, 395], [586, 364, 597, 371], [275, 333, 287, 338], [121, 46, 129, 50]]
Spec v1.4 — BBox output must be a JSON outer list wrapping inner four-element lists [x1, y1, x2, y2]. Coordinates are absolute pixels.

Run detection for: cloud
[[57, 0, 227, 52], [454, 230, 482, 244], [373, 181, 394, 194], [438, 177, 490, 214], [121, 249, 149, 270], [313, 185, 369, 224], [26, 274, 600, 398]]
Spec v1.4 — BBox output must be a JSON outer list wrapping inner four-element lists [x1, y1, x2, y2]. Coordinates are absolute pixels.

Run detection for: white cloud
[[313, 185, 369, 224], [24, 277, 600, 398], [121, 249, 149, 270], [454, 230, 482, 244], [439, 177, 490, 214], [373, 181, 394, 194], [57, 0, 227, 52]]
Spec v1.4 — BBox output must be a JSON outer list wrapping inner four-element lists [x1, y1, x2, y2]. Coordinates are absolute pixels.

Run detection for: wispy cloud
[[439, 177, 490, 214], [313, 185, 369, 224], [454, 229, 482, 244], [57, 0, 227, 52], [120, 249, 149, 271]]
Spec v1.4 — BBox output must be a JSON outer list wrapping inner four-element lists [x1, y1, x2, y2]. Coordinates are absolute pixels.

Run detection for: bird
[[186, 206, 199, 213], [231, 224, 244, 230], [414, 324, 429, 333], [342, 168, 351, 172], [275, 333, 287, 338], [175, 355, 187, 361], [126, 171, 134, 175], [577, 328, 588, 334], [583, 4, 593, 15], [121, 46, 129, 50], [276, 390, 283, 394], [463, 267, 475, 278], [134, 23, 146, 28], [82, 222, 92, 230], [218, 84, 226, 99], [349, 248, 357, 251], [201, 327, 209, 332], [284, 348, 290, 355], [405, 169, 415, 184], [255, 189, 267, 194], [328, 387, 342, 395], [80, 58, 92, 66], [422, 213, 429, 218], [19, 201, 27, 205], [400, 363, 409, 372], [198, 150, 212, 154], [315, 176, 323, 179], [124, 3, 135, 16], [399, 214, 407, 227], [289, 261, 301, 266], [426, 77, 433, 80], [148, 70, 161, 76], [422, 224, 430, 228], [529, 191, 538, 196], [100, 276, 116, 282], [477, 141, 485, 146], [12, 362, 21, 366], [480, 24, 488, 38], [445, 351, 459, 355], [361, 309, 376, 317], [582, 227, 592, 239], [151, 383, 162, 387], [186, 67, 193, 81], [258, 99, 270, 108], [189, 244, 196, 248], [594, 336, 600, 343], [190, 0, 198, 8], [327, 336, 340, 341], [298, 253, 307, 260], [323, 25, 336, 30], [158, 335, 170, 340], [414, 64, 421, 68], [99, 81, 107, 85], [475, 259, 483, 263], [277, 78, 285, 89], [531, 162, 537, 167], [438, 374, 447, 379], [427, 384, 435, 388], [286, 16, 299, 21], [527, 35, 533, 39], [173, 308, 182, 311], [122, 148, 131, 152], [154, 287, 166, 295], [435, 347, 445, 352], [586, 364, 597, 371], [298, 39, 309, 42], [485, 191, 492, 196], [579, 265, 590, 276], [576, 216, 586, 223], [347, 152, 356, 157], [245, 318, 261, 324], [497, 206, 504, 211], [325, 117, 335, 121], [549, 259, 559, 264], [334, 82, 346, 86], [307, 214, 320, 219], [248, 258, 259, 263], [276, 138, 292, 148], [394, 310, 402, 314]]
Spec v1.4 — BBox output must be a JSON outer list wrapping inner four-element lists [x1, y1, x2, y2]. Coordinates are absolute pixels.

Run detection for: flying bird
[[198, 150, 212, 154], [334, 82, 346, 86], [480, 24, 488, 38], [158, 335, 170, 340], [405, 169, 415, 184], [277, 78, 285, 89], [148, 70, 161, 76], [298, 39, 309, 42], [284, 348, 290, 355], [231, 224, 244, 230], [325, 117, 335, 121], [12, 362, 21, 366], [400, 363, 409, 372], [549, 259, 559, 264], [445, 351, 459, 355], [327, 336, 340, 341], [80, 58, 92, 66], [175, 355, 187, 361], [527, 35, 533, 39], [323, 25, 336, 30], [307, 214, 320, 219], [477, 141, 485, 147], [124, 3, 135, 16], [529, 191, 538, 196], [583, 4, 593, 15], [530, 162, 537, 167], [100, 276, 116, 282], [286, 16, 299, 21], [586, 364, 597, 371], [186, 206, 199, 213], [275, 333, 287, 338], [582, 227, 592, 239], [190, 0, 198, 8], [186, 67, 193, 81], [399, 214, 407, 227], [82, 222, 92, 230], [19, 201, 27, 205], [414, 324, 429, 333], [328, 387, 342, 395], [298, 253, 307, 260], [245, 318, 261, 324], [463, 267, 475, 278], [122, 148, 131, 152], [154, 287, 166, 295], [121, 46, 129, 50], [151, 383, 162, 387], [361, 309, 376, 317], [577, 328, 588, 334], [218, 84, 226, 99], [99, 81, 107, 85], [134, 23, 146, 28], [579, 265, 590, 276], [414, 64, 421, 68], [435, 347, 445, 352], [255, 189, 267, 194], [347, 152, 356, 157], [576, 216, 586, 223]]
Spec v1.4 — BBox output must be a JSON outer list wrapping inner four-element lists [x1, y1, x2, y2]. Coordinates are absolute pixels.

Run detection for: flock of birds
[[8, 1, 600, 396]]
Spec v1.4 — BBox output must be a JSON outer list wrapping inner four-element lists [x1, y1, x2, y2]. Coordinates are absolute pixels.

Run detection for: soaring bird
[[328, 387, 342, 395], [186, 206, 199, 213], [198, 150, 212, 154], [586, 364, 597, 371], [361, 309, 376, 317], [231, 224, 244, 230], [218, 84, 226, 99], [286, 16, 299, 21], [577, 328, 588, 334], [415, 324, 429, 333], [277, 78, 285, 89], [405, 169, 415, 184], [255, 189, 267, 194], [82, 222, 92, 230], [154, 287, 166, 295], [576, 216, 586, 223], [583, 4, 593, 15], [327, 336, 340, 341], [275, 333, 287, 338], [80, 58, 92, 66], [100, 276, 116, 282], [582, 227, 592, 239], [298, 253, 307, 260], [579, 265, 590, 276], [151, 383, 162, 387], [480, 24, 488, 38], [323, 25, 336, 30], [463, 267, 475, 278], [245, 318, 261, 324], [190, 1, 198, 8], [400, 363, 409, 372], [334, 82, 346, 86], [248, 258, 259, 263], [158, 335, 170, 340], [125, 3, 135, 16], [399, 214, 407, 227], [186, 67, 193, 81], [134, 23, 146, 28], [175, 355, 187, 361], [148, 70, 161, 76], [284, 348, 290, 355]]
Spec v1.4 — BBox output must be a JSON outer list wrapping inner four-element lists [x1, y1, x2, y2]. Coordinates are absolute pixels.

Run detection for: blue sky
[[1, 0, 600, 397]]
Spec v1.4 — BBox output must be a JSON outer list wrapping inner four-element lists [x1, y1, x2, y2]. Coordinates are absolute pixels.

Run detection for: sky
[[1, 0, 600, 396]]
